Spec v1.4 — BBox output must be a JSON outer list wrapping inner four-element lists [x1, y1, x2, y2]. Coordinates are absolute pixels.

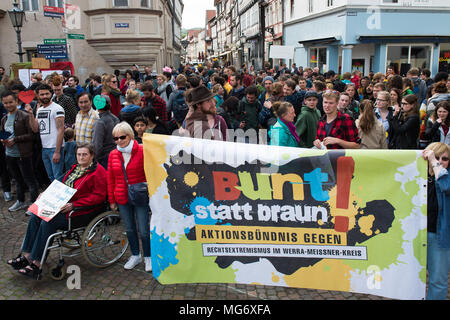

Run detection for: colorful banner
[[143, 134, 427, 300]]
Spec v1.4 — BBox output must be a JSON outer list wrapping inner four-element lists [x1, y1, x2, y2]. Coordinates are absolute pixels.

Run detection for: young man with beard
[[184, 85, 227, 141], [141, 82, 168, 123], [229, 73, 246, 101], [31, 84, 65, 181], [238, 85, 262, 132], [313, 91, 360, 150]]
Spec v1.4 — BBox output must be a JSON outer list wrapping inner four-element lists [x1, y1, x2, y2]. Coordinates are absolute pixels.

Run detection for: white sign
[[64, 4, 81, 30], [269, 45, 295, 60], [28, 180, 77, 222], [18, 69, 40, 88]]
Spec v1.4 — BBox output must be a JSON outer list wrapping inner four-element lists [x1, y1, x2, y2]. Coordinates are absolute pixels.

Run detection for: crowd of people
[[0, 61, 449, 299]]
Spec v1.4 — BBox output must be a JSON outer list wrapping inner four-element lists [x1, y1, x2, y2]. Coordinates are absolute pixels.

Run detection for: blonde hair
[[378, 91, 391, 105], [112, 121, 134, 139], [425, 142, 450, 158], [125, 89, 141, 105]]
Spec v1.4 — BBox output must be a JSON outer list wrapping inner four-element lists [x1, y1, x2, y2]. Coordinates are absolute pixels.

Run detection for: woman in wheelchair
[[7, 143, 107, 279]]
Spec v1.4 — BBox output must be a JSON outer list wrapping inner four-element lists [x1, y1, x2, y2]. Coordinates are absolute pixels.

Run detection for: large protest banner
[[143, 134, 427, 300]]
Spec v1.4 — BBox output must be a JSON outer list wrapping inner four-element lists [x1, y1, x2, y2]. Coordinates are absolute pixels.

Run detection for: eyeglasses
[[113, 135, 127, 141], [437, 156, 449, 161], [401, 102, 409, 106]]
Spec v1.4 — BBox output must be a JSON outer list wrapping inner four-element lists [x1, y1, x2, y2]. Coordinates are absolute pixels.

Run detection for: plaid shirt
[[75, 108, 99, 144], [142, 94, 168, 122], [316, 111, 360, 149]]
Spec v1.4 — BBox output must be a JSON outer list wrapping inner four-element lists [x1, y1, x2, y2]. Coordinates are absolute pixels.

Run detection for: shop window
[[439, 43, 450, 73], [387, 45, 431, 76]]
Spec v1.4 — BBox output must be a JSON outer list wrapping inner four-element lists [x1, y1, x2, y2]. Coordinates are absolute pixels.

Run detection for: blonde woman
[[107, 122, 151, 272], [101, 74, 122, 117]]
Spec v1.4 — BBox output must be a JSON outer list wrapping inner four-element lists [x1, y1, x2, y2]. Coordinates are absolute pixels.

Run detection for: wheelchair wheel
[[81, 211, 128, 268]]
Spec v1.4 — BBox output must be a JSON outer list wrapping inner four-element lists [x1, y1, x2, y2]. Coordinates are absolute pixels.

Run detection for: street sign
[[68, 33, 85, 40], [37, 44, 68, 60], [44, 38, 67, 45], [115, 23, 129, 28], [43, 6, 64, 18]]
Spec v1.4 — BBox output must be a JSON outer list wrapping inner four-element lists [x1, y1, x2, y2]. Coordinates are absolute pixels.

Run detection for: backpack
[[172, 90, 189, 123]]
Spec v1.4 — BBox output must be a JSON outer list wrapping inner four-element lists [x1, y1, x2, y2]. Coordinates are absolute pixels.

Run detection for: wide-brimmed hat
[[188, 85, 215, 106]]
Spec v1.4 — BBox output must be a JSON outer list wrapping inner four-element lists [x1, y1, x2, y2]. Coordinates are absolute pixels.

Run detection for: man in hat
[[184, 85, 227, 141], [295, 91, 322, 148]]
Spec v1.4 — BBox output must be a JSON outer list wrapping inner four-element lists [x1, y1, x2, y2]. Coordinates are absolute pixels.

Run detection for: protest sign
[[143, 134, 427, 300], [28, 180, 77, 222]]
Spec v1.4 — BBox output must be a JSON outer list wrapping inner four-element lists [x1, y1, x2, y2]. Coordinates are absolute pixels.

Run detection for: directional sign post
[[44, 39, 67, 45], [37, 44, 68, 60], [67, 33, 85, 40]]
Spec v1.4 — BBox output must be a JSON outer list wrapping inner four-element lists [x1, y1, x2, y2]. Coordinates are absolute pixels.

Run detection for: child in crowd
[[64, 128, 77, 171], [134, 116, 148, 144]]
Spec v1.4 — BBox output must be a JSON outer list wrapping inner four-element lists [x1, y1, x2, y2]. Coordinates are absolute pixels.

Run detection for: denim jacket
[[435, 168, 450, 249]]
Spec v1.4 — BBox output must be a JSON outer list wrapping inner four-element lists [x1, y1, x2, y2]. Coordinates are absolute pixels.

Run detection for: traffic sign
[[68, 33, 85, 40], [44, 38, 67, 45]]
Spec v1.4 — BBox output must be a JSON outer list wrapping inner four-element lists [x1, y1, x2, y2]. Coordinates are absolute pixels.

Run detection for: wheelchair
[[34, 203, 129, 280]]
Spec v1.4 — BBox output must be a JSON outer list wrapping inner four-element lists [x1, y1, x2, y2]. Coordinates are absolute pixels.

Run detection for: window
[[113, 0, 128, 7], [387, 45, 432, 76], [439, 43, 450, 73], [327, 0, 334, 6], [47, 0, 63, 7], [21, 0, 39, 11], [309, 47, 327, 71], [141, 0, 150, 7]]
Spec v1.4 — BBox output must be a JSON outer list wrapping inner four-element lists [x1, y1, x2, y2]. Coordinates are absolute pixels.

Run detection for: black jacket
[[389, 114, 420, 149]]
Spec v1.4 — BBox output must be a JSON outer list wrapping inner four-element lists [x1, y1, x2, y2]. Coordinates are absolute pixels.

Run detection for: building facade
[[0, 0, 183, 81], [283, 0, 450, 76]]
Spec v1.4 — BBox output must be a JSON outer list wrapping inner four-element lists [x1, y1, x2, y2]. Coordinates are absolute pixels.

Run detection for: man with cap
[[92, 95, 119, 169], [184, 85, 228, 141], [295, 91, 322, 148]]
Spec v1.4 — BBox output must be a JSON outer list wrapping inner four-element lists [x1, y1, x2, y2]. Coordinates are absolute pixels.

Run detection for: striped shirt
[[75, 108, 99, 144]]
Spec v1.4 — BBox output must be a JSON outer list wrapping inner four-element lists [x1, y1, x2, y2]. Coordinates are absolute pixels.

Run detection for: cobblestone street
[[0, 194, 448, 302]]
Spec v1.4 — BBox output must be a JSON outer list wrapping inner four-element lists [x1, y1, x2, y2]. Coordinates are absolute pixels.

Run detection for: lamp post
[[8, 2, 26, 63]]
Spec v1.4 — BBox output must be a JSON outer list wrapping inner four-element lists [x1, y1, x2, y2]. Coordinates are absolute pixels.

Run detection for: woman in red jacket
[[108, 122, 151, 272], [7, 143, 107, 279]]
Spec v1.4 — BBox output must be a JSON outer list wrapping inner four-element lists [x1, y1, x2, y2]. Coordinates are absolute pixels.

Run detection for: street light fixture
[[8, 1, 26, 62]]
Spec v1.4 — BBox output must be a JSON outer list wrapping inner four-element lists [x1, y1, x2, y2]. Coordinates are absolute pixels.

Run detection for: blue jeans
[[118, 203, 151, 257], [42, 147, 64, 182], [426, 232, 450, 300], [22, 213, 68, 262]]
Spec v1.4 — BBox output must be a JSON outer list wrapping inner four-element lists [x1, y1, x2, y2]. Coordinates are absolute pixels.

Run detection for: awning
[[298, 37, 340, 46], [358, 35, 450, 44]]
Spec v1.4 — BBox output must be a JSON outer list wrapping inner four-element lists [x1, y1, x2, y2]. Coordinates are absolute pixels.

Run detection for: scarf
[[117, 140, 134, 153], [280, 118, 300, 144]]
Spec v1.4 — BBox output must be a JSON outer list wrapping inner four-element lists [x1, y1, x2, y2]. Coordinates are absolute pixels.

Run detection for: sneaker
[[124, 255, 141, 270], [144, 257, 152, 272], [4, 192, 12, 202], [8, 201, 28, 212]]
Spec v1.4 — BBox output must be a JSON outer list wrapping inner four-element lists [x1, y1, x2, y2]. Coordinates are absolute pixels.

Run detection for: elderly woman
[[6, 143, 107, 279], [269, 101, 300, 147], [422, 142, 450, 300], [107, 122, 151, 272]]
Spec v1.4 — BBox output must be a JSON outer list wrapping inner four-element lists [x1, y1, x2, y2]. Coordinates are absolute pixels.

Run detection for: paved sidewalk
[[0, 194, 448, 301]]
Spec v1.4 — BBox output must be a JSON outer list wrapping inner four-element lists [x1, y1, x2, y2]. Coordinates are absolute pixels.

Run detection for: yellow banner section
[[196, 225, 347, 246]]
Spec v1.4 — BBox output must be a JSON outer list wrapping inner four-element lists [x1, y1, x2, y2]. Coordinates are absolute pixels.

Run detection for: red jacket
[[107, 140, 147, 205], [63, 162, 107, 219]]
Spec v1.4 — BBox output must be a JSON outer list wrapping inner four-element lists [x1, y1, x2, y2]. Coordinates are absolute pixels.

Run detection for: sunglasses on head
[[113, 135, 127, 141]]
